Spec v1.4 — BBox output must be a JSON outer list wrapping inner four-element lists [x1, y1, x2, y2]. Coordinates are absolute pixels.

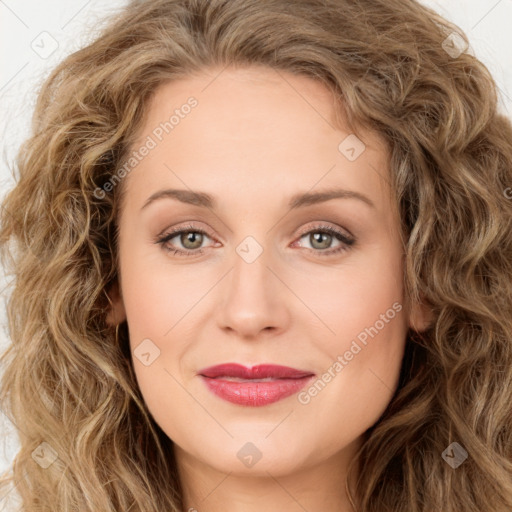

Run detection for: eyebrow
[[140, 187, 375, 211]]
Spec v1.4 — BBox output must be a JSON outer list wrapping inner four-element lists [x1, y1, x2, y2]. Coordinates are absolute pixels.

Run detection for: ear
[[105, 279, 127, 326], [407, 294, 434, 333]]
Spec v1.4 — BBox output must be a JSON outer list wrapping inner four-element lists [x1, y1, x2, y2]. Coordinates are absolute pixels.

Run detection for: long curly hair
[[1, 0, 512, 510]]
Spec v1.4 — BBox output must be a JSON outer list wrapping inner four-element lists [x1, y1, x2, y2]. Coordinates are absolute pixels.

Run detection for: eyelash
[[155, 222, 356, 258]]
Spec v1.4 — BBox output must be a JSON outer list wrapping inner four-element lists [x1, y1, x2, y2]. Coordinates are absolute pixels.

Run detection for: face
[[107, 65, 430, 479]]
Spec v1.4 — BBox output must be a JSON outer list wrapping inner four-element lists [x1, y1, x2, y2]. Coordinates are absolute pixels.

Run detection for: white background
[[0, 0, 511, 506]]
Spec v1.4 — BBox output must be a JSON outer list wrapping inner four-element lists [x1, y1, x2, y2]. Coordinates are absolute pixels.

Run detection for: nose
[[216, 244, 290, 340]]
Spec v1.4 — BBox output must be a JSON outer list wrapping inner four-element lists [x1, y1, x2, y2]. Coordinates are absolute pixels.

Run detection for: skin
[[107, 65, 432, 512]]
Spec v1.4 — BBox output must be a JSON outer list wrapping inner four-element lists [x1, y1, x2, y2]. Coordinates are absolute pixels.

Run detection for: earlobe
[[408, 295, 434, 333], [105, 280, 127, 326]]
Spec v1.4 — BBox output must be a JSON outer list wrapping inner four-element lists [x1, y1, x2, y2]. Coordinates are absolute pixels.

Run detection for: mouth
[[198, 363, 315, 406]]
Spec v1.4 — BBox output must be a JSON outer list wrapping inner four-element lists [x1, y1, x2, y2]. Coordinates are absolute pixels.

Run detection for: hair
[[1, 0, 511, 510]]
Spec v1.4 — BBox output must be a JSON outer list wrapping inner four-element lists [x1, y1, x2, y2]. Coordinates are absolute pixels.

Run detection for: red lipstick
[[198, 363, 315, 406]]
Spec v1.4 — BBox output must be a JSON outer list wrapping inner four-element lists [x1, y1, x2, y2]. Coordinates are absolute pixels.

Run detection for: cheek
[[295, 243, 405, 359], [119, 243, 215, 412], [295, 244, 407, 418], [119, 239, 203, 340], [119, 253, 198, 430]]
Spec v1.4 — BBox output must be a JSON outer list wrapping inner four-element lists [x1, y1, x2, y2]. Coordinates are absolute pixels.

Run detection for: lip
[[198, 363, 316, 406]]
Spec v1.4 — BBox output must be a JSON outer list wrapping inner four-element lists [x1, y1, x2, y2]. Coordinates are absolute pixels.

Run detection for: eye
[[154, 222, 356, 258], [292, 223, 355, 256], [155, 223, 215, 257]]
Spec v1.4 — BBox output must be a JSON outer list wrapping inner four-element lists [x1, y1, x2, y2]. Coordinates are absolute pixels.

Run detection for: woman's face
[[108, 66, 430, 479]]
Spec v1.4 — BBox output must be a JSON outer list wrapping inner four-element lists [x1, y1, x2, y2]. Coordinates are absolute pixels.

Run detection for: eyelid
[[156, 221, 216, 241], [294, 222, 354, 241]]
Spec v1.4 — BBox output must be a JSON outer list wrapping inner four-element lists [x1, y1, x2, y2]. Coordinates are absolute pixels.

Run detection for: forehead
[[121, 66, 392, 215]]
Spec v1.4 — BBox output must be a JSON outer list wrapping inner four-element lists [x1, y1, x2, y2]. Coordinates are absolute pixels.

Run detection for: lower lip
[[199, 375, 315, 406]]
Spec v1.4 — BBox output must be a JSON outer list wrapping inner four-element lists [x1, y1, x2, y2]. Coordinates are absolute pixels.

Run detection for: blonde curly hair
[[1, 0, 512, 510]]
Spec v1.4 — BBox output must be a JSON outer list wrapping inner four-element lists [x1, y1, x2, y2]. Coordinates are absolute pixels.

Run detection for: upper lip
[[198, 363, 315, 379]]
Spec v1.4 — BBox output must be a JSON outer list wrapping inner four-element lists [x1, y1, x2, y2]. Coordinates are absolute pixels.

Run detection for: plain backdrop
[[0, 0, 511, 506]]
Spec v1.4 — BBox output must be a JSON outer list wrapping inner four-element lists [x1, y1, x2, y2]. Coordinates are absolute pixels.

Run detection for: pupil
[[182, 232, 202, 249], [312, 232, 331, 249]]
